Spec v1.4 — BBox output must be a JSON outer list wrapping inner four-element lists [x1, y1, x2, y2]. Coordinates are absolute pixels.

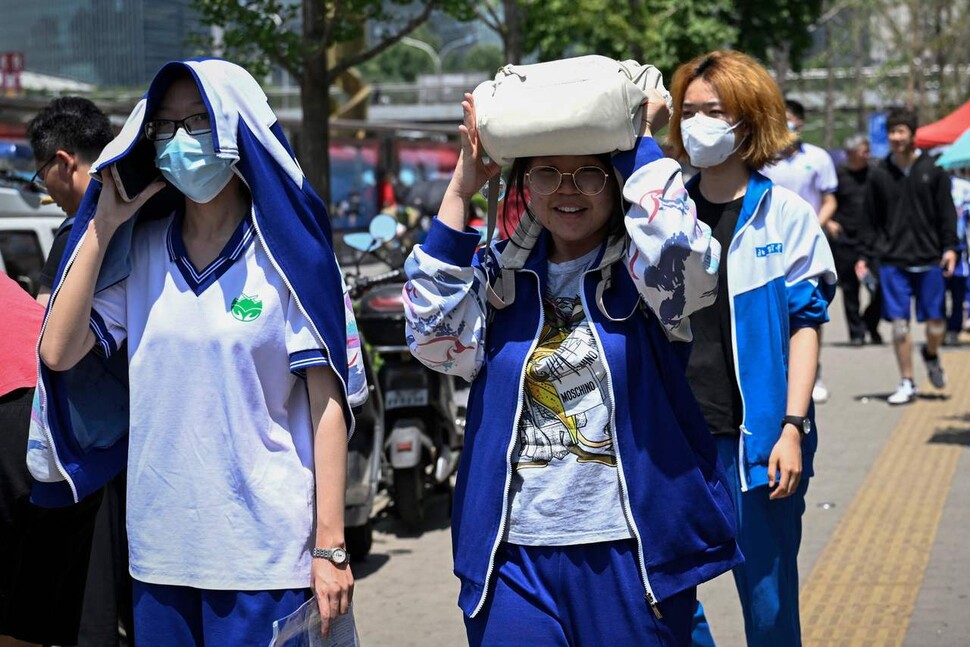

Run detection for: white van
[[0, 184, 67, 296]]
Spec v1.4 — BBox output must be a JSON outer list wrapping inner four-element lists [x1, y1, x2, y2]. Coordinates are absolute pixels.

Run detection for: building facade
[[0, 0, 204, 88]]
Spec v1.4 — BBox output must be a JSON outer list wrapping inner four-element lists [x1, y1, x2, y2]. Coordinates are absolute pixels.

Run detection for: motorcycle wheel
[[345, 522, 373, 561], [394, 466, 425, 532]]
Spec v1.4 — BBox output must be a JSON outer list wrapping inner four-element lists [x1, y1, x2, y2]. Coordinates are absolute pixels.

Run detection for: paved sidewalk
[[353, 292, 970, 646], [699, 293, 970, 646]]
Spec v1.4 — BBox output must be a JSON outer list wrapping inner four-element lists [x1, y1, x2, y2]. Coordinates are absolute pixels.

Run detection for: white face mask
[[680, 114, 742, 169]]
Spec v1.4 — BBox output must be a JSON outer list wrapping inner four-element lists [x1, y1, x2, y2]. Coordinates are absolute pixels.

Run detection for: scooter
[[343, 341, 383, 560], [344, 215, 465, 532]]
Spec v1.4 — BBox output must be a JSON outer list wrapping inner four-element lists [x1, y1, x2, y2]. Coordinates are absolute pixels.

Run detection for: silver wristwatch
[[312, 547, 349, 565]]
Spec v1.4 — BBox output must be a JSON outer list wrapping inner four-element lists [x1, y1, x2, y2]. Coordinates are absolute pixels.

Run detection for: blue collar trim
[[167, 211, 256, 295]]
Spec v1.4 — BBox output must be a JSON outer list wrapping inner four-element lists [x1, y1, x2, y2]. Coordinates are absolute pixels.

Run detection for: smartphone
[[109, 138, 161, 202]]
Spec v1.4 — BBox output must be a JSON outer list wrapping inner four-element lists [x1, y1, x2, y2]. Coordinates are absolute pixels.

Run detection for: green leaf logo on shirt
[[231, 294, 263, 322]]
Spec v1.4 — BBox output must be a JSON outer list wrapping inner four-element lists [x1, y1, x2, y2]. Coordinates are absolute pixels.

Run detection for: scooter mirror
[[369, 214, 398, 244], [343, 232, 380, 252]]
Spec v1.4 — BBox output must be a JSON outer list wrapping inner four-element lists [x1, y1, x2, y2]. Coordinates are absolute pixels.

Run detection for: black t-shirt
[[685, 185, 744, 436], [833, 164, 869, 247], [39, 218, 73, 288]]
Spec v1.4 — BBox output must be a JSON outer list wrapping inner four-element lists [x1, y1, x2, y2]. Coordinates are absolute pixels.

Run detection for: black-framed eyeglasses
[[526, 165, 610, 196], [30, 154, 57, 192], [144, 112, 212, 141]]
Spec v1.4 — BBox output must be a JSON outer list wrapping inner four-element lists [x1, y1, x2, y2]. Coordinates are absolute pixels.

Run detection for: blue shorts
[[880, 265, 945, 321], [132, 580, 310, 647], [465, 541, 695, 646]]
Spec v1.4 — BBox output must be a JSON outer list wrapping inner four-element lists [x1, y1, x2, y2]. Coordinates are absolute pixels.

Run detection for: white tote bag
[[472, 55, 670, 165]]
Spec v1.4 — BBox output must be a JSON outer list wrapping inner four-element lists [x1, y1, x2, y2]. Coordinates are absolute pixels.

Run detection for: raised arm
[[40, 173, 163, 371], [620, 153, 720, 342], [403, 95, 498, 381]]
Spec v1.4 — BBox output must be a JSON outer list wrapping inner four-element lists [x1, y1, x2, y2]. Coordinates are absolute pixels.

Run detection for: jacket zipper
[[470, 268, 543, 618], [727, 189, 768, 493], [578, 267, 662, 619]]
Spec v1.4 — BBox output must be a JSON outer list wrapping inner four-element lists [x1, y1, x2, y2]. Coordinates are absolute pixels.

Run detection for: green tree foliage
[[447, 45, 505, 75], [521, 0, 736, 76], [478, 0, 823, 78], [732, 0, 824, 72], [191, 0, 475, 201], [360, 27, 441, 82]]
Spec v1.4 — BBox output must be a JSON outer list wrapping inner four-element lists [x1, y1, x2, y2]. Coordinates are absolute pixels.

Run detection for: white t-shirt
[[762, 142, 838, 216], [90, 213, 332, 590], [506, 249, 631, 546]]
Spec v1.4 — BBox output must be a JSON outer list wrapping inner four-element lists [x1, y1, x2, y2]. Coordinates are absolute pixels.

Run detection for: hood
[[90, 58, 348, 404], [94, 58, 301, 184]]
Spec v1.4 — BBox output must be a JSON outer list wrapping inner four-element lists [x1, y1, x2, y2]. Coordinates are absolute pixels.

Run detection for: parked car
[[0, 178, 66, 296]]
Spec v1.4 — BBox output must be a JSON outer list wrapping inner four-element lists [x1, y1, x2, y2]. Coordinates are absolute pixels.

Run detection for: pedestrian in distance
[[666, 50, 837, 647], [942, 169, 970, 346], [29, 58, 367, 645], [762, 98, 839, 404], [832, 134, 884, 346], [857, 108, 959, 405], [26, 95, 135, 647], [403, 78, 742, 644]]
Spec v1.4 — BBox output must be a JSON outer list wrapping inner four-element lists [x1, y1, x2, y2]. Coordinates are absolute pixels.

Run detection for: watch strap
[[782, 415, 810, 435], [312, 547, 347, 562]]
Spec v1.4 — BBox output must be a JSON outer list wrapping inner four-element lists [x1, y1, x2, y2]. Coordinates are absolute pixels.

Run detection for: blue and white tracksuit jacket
[[26, 58, 367, 506], [403, 137, 743, 619], [685, 171, 837, 491]]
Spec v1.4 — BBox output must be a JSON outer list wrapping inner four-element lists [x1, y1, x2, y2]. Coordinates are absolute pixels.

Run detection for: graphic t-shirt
[[505, 248, 631, 545]]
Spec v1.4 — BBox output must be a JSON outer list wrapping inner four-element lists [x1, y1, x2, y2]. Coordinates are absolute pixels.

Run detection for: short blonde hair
[[668, 50, 795, 170]]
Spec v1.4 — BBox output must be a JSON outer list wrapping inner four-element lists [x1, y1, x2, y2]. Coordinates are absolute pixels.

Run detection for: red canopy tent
[[914, 99, 970, 148]]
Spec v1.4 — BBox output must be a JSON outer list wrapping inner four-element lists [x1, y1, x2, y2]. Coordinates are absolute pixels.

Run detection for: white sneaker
[[887, 379, 917, 405], [812, 377, 829, 403]]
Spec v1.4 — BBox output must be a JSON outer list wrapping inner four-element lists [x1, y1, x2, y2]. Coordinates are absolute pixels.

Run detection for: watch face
[[332, 548, 348, 564]]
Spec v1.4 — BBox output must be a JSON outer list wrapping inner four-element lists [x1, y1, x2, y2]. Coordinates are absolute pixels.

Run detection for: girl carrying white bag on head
[[402, 56, 742, 646]]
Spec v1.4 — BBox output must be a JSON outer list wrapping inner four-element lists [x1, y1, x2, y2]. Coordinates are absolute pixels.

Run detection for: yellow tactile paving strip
[[801, 355, 968, 646]]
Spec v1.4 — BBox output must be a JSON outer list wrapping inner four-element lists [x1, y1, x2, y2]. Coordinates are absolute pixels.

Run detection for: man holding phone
[[22, 97, 133, 647]]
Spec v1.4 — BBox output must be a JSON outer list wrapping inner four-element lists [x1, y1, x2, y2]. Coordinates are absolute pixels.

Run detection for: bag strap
[[483, 174, 515, 309]]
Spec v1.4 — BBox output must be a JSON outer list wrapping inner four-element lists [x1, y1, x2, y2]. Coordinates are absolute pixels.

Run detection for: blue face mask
[[154, 129, 235, 203]]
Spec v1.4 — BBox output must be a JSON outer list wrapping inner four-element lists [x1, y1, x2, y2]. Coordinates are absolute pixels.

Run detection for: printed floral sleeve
[[619, 155, 721, 342], [403, 219, 489, 382]]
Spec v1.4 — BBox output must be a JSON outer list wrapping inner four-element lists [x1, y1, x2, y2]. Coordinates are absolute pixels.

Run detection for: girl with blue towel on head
[[30, 59, 367, 646]]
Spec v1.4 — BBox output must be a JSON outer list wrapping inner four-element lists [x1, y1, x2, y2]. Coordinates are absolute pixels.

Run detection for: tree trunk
[[905, 0, 920, 113], [824, 23, 836, 150], [302, 0, 332, 204], [771, 43, 791, 94], [503, 0, 523, 64], [853, 9, 866, 133]]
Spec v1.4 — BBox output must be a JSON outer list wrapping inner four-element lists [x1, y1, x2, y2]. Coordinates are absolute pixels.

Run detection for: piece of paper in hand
[[267, 598, 360, 647]]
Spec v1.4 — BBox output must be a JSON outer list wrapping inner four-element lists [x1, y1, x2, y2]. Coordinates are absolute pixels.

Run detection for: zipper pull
[[644, 593, 663, 619]]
